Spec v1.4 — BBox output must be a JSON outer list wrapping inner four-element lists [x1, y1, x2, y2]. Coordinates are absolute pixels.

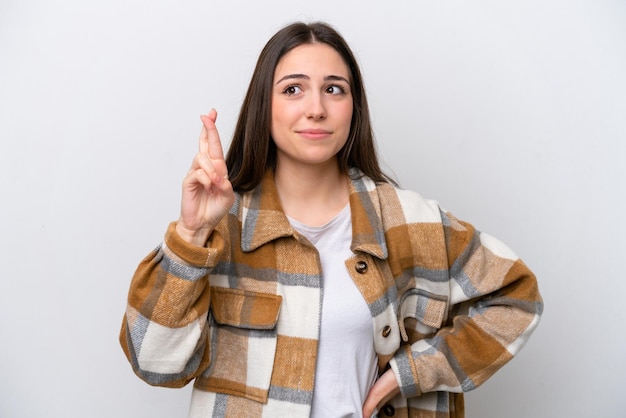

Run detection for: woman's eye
[[283, 85, 302, 96], [326, 85, 346, 95]]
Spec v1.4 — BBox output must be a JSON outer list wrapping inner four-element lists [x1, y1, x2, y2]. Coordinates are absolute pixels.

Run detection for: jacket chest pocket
[[398, 288, 448, 342], [202, 287, 282, 404], [211, 287, 282, 329]]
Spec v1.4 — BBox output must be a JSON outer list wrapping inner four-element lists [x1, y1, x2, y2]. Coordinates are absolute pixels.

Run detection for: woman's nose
[[305, 93, 327, 120]]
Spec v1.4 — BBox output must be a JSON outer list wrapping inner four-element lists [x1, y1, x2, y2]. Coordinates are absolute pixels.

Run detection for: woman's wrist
[[175, 222, 213, 247]]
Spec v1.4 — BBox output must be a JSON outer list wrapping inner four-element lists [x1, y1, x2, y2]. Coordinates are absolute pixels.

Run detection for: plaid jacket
[[120, 168, 543, 417]]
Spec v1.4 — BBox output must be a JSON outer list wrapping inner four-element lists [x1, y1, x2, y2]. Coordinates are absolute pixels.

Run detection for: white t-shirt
[[288, 204, 378, 418]]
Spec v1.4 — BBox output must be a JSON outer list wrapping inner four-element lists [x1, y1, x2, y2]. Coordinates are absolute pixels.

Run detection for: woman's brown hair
[[225, 21, 395, 191]]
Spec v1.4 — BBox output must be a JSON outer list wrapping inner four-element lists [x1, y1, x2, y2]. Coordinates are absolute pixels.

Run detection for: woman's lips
[[296, 129, 332, 139]]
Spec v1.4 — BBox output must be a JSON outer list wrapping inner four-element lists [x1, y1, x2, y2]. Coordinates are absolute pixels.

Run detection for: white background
[[1, 1, 625, 417]]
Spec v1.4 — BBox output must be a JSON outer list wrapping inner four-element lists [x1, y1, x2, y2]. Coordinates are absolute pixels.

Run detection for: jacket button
[[381, 404, 395, 416], [382, 325, 392, 338], [355, 260, 368, 274]]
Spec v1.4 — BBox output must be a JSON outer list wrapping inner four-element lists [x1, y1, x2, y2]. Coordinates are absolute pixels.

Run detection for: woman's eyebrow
[[324, 75, 350, 84], [275, 74, 308, 84], [274, 74, 349, 85]]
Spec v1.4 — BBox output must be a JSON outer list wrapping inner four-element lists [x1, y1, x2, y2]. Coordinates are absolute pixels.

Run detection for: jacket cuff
[[164, 221, 225, 268], [389, 345, 422, 398]]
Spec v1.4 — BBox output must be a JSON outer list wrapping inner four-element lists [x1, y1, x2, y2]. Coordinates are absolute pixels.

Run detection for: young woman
[[120, 22, 543, 418]]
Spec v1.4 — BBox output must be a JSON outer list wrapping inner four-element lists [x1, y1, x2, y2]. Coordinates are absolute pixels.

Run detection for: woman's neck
[[274, 159, 349, 227]]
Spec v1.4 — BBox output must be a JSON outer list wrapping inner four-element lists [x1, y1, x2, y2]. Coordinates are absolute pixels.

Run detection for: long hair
[[225, 21, 395, 191]]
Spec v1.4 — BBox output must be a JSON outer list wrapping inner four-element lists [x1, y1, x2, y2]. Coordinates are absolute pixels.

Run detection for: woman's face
[[271, 43, 353, 170]]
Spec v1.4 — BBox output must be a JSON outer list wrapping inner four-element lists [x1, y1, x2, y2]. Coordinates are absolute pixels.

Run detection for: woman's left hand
[[362, 369, 400, 418]]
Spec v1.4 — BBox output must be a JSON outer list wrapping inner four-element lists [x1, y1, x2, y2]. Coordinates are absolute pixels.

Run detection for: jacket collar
[[240, 168, 388, 260]]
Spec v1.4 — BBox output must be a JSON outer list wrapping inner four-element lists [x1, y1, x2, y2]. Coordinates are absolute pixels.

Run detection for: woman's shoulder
[[349, 169, 444, 227], [352, 170, 441, 220], [380, 183, 443, 225]]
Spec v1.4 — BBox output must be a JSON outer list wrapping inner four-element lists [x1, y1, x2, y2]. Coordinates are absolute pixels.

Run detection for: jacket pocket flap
[[400, 289, 448, 329], [211, 287, 282, 330]]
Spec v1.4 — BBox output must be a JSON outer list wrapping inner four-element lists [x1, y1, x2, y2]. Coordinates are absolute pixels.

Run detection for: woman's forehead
[[273, 43, 351, 82]]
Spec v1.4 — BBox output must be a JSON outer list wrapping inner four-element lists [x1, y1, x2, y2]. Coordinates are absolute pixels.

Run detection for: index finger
[[200, 109, 225, 161]]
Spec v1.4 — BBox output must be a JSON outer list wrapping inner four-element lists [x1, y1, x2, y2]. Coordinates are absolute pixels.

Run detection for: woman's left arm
[[389, 210, 543, 399]]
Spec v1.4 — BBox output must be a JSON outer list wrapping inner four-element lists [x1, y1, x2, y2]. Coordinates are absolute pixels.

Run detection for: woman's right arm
[[119, 110, 235, 387], [119, 223, 226, 387]]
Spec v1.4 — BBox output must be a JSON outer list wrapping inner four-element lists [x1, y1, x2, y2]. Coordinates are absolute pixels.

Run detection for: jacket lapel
[[348, 168, 388, 260], [240, 170, 294, 253]]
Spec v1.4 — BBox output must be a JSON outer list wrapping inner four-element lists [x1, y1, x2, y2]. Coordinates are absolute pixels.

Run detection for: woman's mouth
[[296, 129, 332, 139]]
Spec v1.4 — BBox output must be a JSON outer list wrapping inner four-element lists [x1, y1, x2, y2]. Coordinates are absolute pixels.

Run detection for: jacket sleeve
[[389, 210, 543, 397], [119, 222, 225, 388]]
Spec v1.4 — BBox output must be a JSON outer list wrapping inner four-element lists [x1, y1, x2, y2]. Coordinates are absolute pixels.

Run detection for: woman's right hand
[[176, 109, 235, 246]]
